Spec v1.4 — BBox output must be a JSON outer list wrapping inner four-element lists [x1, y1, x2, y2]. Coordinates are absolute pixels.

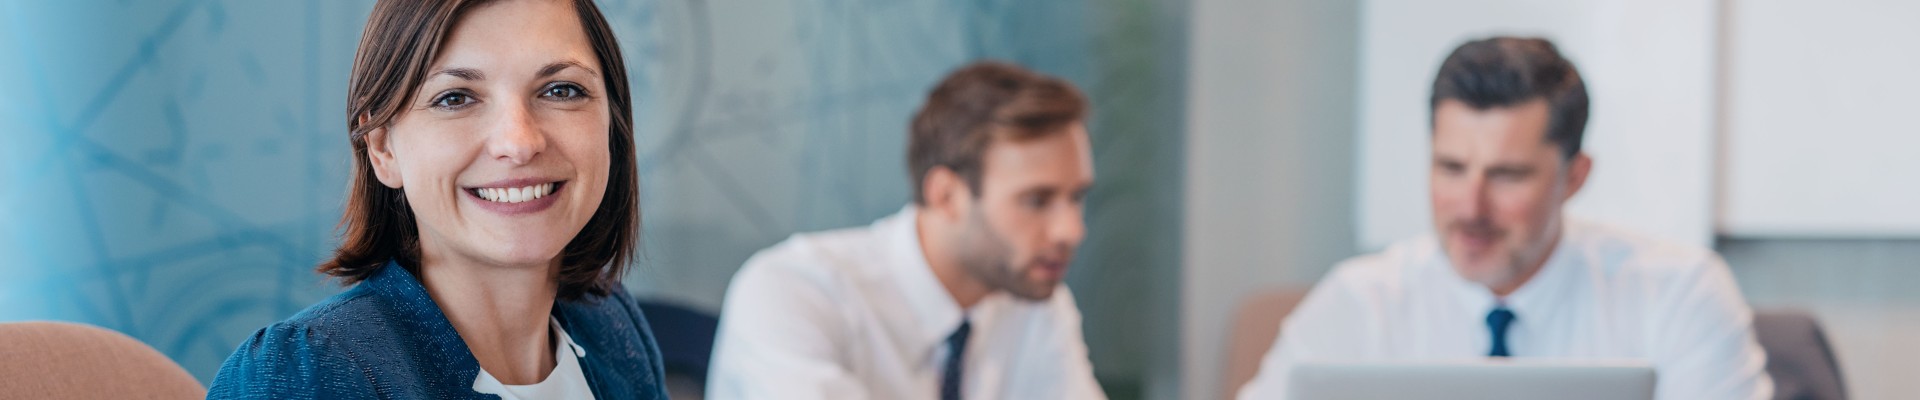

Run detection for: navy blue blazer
[[206, 261, 670, 399]]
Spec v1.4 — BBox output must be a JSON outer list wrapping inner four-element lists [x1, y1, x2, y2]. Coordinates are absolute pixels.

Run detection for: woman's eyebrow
[[537, 60, 597, 79], [430, 67, 485, 81]]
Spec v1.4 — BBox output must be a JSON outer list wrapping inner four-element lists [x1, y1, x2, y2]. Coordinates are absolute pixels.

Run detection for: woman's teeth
[[474, 183, 554, 203]]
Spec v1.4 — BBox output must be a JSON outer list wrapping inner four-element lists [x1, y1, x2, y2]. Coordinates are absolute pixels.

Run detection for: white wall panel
[[1720, 0, 1920, 237]]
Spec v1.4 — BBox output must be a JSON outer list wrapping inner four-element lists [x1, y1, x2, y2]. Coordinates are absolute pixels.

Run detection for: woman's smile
[[462, 178, 568, 216]]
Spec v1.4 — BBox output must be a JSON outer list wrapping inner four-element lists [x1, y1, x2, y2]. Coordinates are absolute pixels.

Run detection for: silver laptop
[[1288, 361, 1656, 400]]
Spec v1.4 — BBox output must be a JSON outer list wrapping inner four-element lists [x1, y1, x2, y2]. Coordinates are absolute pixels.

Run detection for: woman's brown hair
[[323, 0, 638, 301]]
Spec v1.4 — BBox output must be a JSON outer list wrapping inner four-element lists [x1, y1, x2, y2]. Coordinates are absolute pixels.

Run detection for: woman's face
[[366, 0, 610, 270]]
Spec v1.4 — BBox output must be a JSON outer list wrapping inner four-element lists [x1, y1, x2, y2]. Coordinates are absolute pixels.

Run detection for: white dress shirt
[[472, 317, 596, 400], [1237, 219, 1772, 400], [707, 206, 1107, 400]]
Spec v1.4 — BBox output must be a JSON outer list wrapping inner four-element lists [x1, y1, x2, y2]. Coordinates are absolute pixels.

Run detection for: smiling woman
[[204, 0, 665, 398]]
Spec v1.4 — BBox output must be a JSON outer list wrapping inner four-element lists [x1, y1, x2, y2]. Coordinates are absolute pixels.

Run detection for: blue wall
[[0, 0, 1186, 392], [0, 0, 372, 382]]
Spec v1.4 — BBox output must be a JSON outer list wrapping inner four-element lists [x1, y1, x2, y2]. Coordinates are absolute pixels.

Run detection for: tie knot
[[1487, 307, 1516, 329], [948, 319, 972, 347]]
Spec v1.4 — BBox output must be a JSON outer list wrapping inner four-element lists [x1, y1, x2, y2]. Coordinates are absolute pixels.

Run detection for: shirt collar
[[470, 316, 591, 395], [880, 205, 974, 354], [1502, 224, 1582, 319], [549, 316, 588, 358]]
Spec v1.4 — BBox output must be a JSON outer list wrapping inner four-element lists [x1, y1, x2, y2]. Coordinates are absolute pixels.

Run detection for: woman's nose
[[487, 103, 546, 165]]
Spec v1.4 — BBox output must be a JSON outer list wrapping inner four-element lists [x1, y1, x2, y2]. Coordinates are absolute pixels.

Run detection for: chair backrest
[[0, 321, 204, 399], [1223, 286, 1313, 400], [1753, 309, 1848, 400], [637, 300, 721, 400]]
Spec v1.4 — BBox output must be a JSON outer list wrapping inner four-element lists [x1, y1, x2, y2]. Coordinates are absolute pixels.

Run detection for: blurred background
[[0, 0, 1913, 399]]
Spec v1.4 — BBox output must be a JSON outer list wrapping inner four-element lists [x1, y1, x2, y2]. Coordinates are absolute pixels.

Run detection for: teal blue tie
[[1487, 307, 1515, 357], [941, 319, 971, 400]]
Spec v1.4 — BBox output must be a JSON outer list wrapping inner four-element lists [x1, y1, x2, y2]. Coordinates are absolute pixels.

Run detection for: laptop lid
[[1287, 360, 1656, 400]]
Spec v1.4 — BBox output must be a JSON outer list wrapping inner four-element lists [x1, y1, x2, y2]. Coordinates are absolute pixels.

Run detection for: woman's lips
[[464, 180, 566, 216]]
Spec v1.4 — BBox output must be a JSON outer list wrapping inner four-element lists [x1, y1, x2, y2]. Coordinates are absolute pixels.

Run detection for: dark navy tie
[[1486, 306, 1516, 357], [941, 319, 972, 400]]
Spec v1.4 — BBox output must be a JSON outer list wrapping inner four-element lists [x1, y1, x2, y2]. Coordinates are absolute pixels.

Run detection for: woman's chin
[[473, 244, 567, 268]]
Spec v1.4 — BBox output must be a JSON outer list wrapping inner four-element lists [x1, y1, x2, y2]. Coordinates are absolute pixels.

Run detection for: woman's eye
[[542, 84, 587, 100], [432, 92, 474, 109]]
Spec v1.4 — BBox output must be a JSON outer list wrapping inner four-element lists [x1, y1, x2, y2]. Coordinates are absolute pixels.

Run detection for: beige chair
[[1753, 309, 1847, 400], [1222, 286, 1314, 400], [0, 321, 205, 399]]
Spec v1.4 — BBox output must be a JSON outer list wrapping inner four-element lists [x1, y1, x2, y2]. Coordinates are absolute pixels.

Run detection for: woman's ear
[[362, 115, 404, 189]]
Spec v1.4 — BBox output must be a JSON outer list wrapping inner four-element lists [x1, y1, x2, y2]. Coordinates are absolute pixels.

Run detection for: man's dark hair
[[1430, 36, 1589, 159], [907, 61, 1089, 204]]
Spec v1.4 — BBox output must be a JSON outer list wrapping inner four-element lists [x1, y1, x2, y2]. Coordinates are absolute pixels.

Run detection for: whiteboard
[[1358, 0, 1720, 250], [1719, 0, 1920, 237]]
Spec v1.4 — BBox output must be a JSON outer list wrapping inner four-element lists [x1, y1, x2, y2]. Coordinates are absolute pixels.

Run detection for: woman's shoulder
[[264, 281, 408, 347], [204, 285, 413, 399]]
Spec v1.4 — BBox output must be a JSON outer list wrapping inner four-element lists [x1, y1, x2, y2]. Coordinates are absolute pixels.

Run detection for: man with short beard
[[1237, 37, 1772, 400], [707, 61, 1107, 400]]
